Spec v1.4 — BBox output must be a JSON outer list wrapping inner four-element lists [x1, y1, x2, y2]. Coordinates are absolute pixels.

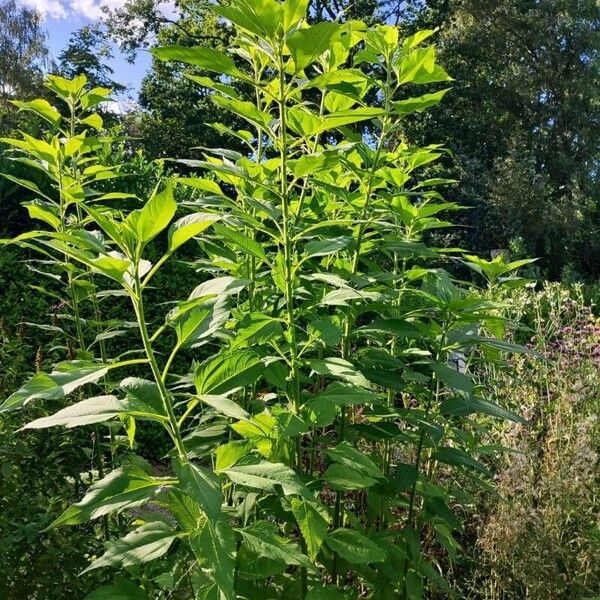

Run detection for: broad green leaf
[[126, 183, 176, 244], [324, 463, 377, 490], [174, 303, 229, 348], [283, 0, 308, 29], [432, 446, 488, 474], [222, 461, 311, 498], [195, 350, 264, 396], [168, 213, 220, 252], [0, 361, 109, 412], [393, 89, 450, 116], [238, 520, 310, 567], [316, 108, 385, 134], [21, 395, 121, 429], [308, 316, 342, 347], [304, 383, 381, 427], [212, 223, 267, 262], [83, 521, 178, 573], [213, 0, 283, 38], [84, 580, 146, 600], [11, 98, 61, 125], [440, 396, 525, 424], [304, 236, 350, 258], [50, 468, 175, 527], [190, 276, 249, 300], [326, 441, 383, 480], [199, 394, 250, 421], [211, 96, 272, 133], [308, 358, 372, 389], [120, 377, 166, 419], [191, 520, 236, 600], [290, 499, 327, 560], [232, 313, 283, 349], [430, 362, 474, 394], [306, 587, 352, 600], [326, 528, 386, 564], [174, 459, 222, 520], [152, 45, 244, 79], [24, 200, 61, 229], [287, 22, 340, 71]]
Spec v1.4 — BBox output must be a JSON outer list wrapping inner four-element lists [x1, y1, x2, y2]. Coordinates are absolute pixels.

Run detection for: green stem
[[131, 273, 187, 460]]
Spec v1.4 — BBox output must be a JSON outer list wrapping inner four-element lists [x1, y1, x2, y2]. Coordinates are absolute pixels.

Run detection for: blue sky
[[20, 0, 153, 99]]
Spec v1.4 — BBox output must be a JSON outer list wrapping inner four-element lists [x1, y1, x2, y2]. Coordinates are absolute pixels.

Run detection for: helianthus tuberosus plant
[[1, 2, 529, 598]]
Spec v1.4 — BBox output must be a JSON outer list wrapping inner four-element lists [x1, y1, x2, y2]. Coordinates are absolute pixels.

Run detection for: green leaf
[[440, 396, 525, 425], [190, 520, 236, 600], [238, 521, 310, 567], [232, 313, 283, 349], [222, 461, 311, 498], [195, 350, 264, 396], [190, 276, 249, 300], [174, 303, 229, 348], [212, 223, 267, 262], [168, 213, 220, 252], [430, 362, 474, 394], [316, 108, 385, 134], [0, 361, 109, 412], [326, 528, 386, 564], [84, 580, 146, 600], [21, 395, 121, 429], [324, 463, 377, 490], [308, 357, 372, 388], [283, 0, 309, 29], [11, 98, 61, 126], [211, 96, 272, 133], [432, 447, 488, 474], [126, 182, 176, 244], [326, 441, 383, 480], [83, 521, 178, 573], [304, 236, 350, 258], [304, 383, 381, 427], [287, 22, 340, 71], [49, 468, 175, 528], [290, 498, 329, 561], [213, 0, 283, 38], [174, 459, 222, 520], [152, 45, 244, 79], [306, 587, 351, 600], [199, 394, 250, 421], [307, 316, 342, 347]]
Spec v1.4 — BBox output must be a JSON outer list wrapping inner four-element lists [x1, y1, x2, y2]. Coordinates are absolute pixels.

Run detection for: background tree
[[58, 24, 125, 93], [402, 0, 600, 279], [0, 0, 48, 133]]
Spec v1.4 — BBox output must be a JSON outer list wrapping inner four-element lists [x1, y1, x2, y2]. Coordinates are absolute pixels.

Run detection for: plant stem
[[131, 273, 187, 460]]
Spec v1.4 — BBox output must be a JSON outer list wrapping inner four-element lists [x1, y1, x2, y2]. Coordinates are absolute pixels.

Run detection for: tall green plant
[[1, 2, 529, 598]]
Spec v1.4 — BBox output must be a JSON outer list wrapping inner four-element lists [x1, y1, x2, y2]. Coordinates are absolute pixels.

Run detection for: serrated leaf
[[0, 361, 109, 412], [287, 21, 340, 71], [126, 183, 176, 244], [191, 520, 236, 600], [174, 459, 222, 520], [83, 579, 146, 600], [83, 521, 178, 573], [49, 468, 175, 528], [168, 213, 220, 252], [326, 528, 386, 564], [195, 350, 264, 396], [238, 521, 310, 567], [199, 394, 250, 421], [222, 461, 311, 498], [21, 395, 121, 429]]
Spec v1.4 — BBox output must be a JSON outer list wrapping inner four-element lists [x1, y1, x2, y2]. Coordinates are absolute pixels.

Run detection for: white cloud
[[20, 0, 175, 22], [69, 0, 129, 20], [21, 0, 67, 19]]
